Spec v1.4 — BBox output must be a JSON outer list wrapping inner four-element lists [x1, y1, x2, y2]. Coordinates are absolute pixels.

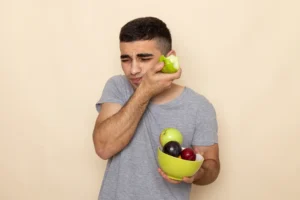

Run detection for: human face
[[119, 40, 162, 89]]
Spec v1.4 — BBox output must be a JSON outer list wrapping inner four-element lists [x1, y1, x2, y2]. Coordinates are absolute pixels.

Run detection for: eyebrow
[[120, 53, 154, 59], [137, 53, 153, 57]]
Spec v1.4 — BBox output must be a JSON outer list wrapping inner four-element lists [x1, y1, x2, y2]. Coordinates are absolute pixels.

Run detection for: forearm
[[193, 159, 220, 185], [93, 87, 150, 159]]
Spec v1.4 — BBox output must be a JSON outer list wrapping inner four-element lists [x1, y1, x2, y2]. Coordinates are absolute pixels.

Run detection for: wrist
[[134, 85, 152, 105], [136, 83, 153, 102]]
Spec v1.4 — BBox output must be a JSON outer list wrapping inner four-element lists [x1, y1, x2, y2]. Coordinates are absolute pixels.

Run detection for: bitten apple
[[180, 148, 196, 161], [159, 128, 183, 147], [159, 55, 180, 73]]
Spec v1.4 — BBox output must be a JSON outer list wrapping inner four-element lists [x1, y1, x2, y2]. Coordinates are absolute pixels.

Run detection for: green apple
[[159, 55, 180, 73], [159, 128, 183, 147]]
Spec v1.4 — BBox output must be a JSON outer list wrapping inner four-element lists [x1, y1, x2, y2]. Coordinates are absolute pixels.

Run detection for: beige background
[[1, 0, 299, 199]]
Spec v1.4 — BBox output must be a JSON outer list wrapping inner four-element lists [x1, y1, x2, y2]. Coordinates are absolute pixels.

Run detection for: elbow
[[95, 149, 111, 160], [95, 147, 112, 160], [93, 132, 112, 160], [93, 139, 111, 160]]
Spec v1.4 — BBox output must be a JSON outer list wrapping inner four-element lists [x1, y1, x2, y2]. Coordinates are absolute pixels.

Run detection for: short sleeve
[[192, 100, 218, 146], [95, 75, 127, 113]]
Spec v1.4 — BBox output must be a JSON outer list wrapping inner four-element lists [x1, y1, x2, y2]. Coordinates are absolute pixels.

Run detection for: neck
[[150, 83, 184, 105]]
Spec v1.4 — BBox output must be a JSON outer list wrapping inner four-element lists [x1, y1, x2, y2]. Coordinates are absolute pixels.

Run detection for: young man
[[93, 16, 220, 200]]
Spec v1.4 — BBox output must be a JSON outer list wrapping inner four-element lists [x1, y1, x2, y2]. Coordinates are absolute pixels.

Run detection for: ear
[[166, 50, 176, 57]]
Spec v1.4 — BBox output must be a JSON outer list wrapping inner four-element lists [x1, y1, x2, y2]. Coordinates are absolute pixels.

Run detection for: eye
[[141, 58, 151, 62], [121, 59, 130, 63]]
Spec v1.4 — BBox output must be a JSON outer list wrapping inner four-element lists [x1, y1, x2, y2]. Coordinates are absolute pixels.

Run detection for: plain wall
[[1, 0, 299, 199]]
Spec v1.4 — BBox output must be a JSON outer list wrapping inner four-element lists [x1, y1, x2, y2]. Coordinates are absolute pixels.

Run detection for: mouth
[[130, 77, 142, 84]]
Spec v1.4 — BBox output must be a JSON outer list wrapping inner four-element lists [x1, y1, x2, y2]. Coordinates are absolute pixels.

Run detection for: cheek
[[121, 64, 130, 74], [142, 61, 157, 71]]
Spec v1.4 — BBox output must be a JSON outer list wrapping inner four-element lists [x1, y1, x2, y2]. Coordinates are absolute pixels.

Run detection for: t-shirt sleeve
[[95, 76, 125, 113], [192, 100, 218, 146]]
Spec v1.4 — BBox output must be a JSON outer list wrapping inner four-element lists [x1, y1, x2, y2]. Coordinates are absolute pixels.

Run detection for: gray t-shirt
[[95, 75, 218, 200]]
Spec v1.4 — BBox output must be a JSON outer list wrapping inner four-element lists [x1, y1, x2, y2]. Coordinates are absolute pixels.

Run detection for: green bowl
[[157, 147, 204, 181]]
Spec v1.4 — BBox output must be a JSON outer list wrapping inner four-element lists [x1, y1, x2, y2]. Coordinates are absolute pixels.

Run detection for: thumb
[[199, 152, 205, 160], [152, 62, 165, 73], [196, 151, 205, 157]]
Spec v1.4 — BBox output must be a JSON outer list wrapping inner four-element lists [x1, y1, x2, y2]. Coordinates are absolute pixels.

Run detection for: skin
[[92, 39, 220, 185]]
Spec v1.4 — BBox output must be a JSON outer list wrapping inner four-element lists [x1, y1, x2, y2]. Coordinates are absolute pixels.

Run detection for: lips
[[131, 77, 142, 84]]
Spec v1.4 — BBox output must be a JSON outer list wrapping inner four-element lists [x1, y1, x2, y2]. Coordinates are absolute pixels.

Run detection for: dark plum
[[162, 141, 182, 157]]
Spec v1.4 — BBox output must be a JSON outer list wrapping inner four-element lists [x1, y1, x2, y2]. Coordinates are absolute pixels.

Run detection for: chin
[[131, 83, 139, 90], [128, 77, 142, 89], [126, 80, 137, 89]]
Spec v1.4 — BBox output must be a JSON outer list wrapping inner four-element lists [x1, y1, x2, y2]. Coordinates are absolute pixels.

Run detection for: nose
[[130, 60, 141, 75]]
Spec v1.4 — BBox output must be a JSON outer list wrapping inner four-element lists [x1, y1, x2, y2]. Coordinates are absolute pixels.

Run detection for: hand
[[139, 62, 182, 98], [157, 168, 196, 184]]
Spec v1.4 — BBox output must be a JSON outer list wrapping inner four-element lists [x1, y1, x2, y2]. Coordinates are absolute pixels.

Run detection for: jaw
[[128, 80, 139, 90]]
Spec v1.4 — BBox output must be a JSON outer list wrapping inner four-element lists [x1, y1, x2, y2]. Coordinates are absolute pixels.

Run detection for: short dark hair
[[119, 17, 172, 54]]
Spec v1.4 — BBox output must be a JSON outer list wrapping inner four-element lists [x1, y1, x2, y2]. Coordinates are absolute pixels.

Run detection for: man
[[93, 16, 220, 200]]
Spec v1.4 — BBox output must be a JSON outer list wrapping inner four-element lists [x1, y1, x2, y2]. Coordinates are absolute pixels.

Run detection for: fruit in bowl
[[158, 127, 204, 180], [180, 148, 196, 161], [157, 147, 204, 181], [159, 127, 183, 147], [163, 141, 182, 157]]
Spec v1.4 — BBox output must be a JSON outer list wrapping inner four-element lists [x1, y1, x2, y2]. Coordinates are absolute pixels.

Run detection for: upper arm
[[96, 102, 122, 124], [192, 98, 218, 147]]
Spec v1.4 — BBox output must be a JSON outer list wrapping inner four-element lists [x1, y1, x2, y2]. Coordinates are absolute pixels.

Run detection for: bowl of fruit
[[157, 128, 204, 181]]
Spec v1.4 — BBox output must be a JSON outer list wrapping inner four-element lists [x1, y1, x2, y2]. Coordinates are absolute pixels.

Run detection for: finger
[[182, 176, 194, 184], [158, 168, 181, 184], [175, 68, 182, 79], [166, 177, 181, 184], [151, 62, 165, 74], [162, 67, 182, 81], [164, 174, 181, 184], [196, 151, 204, 156]]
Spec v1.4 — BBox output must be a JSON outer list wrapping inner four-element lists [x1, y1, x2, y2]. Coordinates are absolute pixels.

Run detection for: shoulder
[[103, 75, 133, 92], [105, 74, 129, 86], [184, 87, 217, 116], [96, 75, 132, 112], [184, 87, 214, 107], [102, 74, 133, 101]]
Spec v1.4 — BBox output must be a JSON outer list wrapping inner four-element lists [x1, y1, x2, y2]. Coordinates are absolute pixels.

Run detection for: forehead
[[119, 40, 161, 55]]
